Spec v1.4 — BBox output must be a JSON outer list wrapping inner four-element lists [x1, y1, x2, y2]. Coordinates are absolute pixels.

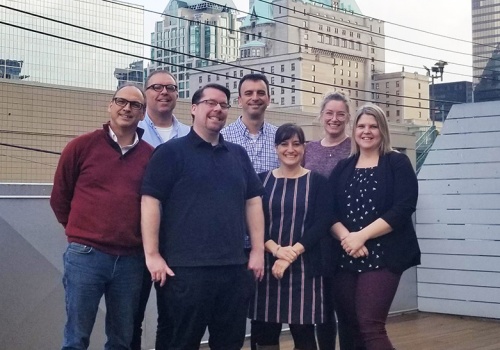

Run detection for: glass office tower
[[472, 0, 500, 102], [149, 0, 240, 99], [0, 0, 143, 90]]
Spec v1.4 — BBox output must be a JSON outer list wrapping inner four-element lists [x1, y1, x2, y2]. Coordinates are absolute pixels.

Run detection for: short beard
[[245, 111, 265, 121]]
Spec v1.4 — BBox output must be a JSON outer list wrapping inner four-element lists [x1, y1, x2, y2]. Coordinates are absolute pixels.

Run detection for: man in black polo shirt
[[141, 83, 265, 350]]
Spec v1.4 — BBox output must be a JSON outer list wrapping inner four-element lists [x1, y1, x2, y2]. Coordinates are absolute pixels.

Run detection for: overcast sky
[[135, 0, 472, 83]]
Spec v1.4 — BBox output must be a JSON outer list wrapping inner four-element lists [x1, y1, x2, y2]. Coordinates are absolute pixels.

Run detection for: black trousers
[[131, 265, 169, 350], [316, 276, 337, 350], [251, 320, 317, 350], [158, 265, 250, 350]]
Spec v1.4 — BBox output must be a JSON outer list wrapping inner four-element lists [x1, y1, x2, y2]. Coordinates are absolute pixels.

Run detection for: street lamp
[[424, 60, 447, 126]]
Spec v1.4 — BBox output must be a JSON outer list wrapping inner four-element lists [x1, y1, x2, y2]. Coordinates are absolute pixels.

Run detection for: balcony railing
[[416, 125, 438, 173]]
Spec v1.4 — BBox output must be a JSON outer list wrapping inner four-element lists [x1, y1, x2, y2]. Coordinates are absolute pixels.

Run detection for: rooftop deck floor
[[236, 312, 500, 350]]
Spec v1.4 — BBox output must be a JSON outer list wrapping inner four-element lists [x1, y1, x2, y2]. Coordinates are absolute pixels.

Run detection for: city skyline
[[136, 0, 473, 83], [0, 0, 143, 90]]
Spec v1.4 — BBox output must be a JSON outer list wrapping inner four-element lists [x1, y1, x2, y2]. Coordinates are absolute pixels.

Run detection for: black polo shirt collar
[[186, 127, 229, 151]]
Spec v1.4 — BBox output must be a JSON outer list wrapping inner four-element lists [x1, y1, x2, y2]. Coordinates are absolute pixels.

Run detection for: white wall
[[417, 101, 500, 318], [1, 174, 420, 349]]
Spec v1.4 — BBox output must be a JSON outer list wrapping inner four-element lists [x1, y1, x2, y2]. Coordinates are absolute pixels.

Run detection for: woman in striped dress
[[250, 123, 333, 350]]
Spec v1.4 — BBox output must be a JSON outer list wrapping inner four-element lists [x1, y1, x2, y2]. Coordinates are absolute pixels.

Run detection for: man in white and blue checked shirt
[[221, 73, 279, 251]]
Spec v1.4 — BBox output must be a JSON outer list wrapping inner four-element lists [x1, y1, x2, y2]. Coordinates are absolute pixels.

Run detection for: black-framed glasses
[[322, 110, 348, 121], [196, 99, 231, 110], [113, 97, 145, 110], [146, 84, 178, 93]]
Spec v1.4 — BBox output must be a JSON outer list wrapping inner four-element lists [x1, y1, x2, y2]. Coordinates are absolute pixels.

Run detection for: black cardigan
[[328, 151, 421, 274]]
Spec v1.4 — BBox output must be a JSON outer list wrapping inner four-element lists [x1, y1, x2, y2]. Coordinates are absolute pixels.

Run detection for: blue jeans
[[62, 242, 144, 350]]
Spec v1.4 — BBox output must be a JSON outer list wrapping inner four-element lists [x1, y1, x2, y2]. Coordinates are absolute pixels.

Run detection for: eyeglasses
[[322, 110, 348, 121], [146, 84, 178, 93], [196, 99, 231, 110], [113, 97, 144, 110]]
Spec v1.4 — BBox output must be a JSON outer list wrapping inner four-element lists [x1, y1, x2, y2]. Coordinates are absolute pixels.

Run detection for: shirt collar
[[236, 116, 267, 137], [187, 128, 228, 150], [144, 112, 181, 130], [107, 125, 140, 154]]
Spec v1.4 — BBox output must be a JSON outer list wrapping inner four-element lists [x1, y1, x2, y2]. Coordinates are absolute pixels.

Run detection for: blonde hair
[[319, 91, 351, 115], [351, 104, 392, 155]]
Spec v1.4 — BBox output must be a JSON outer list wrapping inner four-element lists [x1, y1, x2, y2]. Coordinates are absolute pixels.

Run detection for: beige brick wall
[[0, 80, 112, 183], [0, 79, 416, 183]]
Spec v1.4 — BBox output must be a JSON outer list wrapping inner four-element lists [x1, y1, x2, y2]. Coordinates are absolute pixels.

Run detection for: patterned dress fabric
[[250, 171, 325, 325], [338, 167, 386, 272]]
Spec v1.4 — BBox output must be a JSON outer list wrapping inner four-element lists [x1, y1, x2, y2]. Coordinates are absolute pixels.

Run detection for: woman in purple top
[[304, 91, 353, 350], [304, 91, 352, 179]]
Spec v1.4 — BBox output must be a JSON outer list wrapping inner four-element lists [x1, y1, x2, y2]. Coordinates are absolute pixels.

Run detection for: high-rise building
[[0, 59, 25, 79], [189, 0, 384, 112], [114, 61, 145, 88], [148, 0, 241, 99], [0, 0, 143, 90], [372, 71, 429, 125], [431, 81, 473, 121], [472, 0, 500, 102]]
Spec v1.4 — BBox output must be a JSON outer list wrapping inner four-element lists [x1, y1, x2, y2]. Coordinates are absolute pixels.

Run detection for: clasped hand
[[271, 245, 299, 280], [272, 259, 291, 280], [341, 232, 369, 258], [275, 245, 298, 263]]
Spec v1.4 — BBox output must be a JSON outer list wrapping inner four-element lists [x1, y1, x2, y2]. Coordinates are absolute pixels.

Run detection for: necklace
[[321, 136, 347, 157], [321, 135, 347, 148]]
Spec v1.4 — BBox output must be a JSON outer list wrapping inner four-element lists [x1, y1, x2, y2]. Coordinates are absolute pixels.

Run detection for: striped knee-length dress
[[250, 170, 328, 325]]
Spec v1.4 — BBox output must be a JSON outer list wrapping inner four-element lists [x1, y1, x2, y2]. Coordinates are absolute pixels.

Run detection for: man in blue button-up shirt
[[138, 70, 190, 148]]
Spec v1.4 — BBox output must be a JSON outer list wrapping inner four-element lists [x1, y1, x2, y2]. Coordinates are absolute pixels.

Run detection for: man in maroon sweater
[[50, 84, 154, 350]]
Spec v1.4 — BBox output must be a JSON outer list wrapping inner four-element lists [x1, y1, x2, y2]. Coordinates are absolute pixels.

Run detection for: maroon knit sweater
[[50, 124, 154, 256]]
